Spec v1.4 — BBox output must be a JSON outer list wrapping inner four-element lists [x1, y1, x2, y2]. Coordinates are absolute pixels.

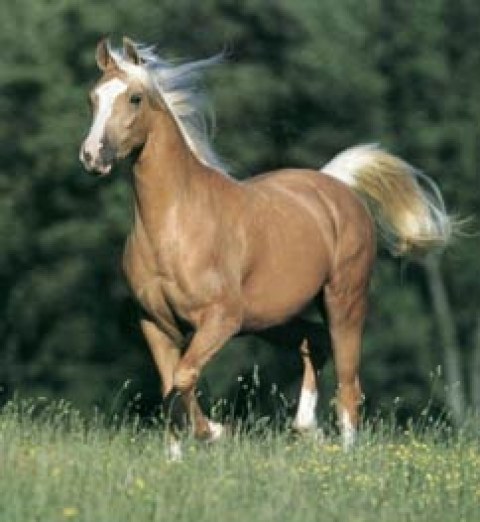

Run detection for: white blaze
[[83, 78, 128, 162]]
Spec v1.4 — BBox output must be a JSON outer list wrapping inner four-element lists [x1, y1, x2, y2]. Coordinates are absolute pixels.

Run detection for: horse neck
[[131, 111, 217, 237]]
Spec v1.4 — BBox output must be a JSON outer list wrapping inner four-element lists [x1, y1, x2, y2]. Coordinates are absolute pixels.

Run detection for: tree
[[1, 0, 478, 423]]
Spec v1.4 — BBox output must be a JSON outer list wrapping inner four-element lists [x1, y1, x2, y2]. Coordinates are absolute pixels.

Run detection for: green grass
[[0, 400, 479, 522]]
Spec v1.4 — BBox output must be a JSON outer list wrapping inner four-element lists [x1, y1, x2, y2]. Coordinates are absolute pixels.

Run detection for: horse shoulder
[[122, 231, 180, 336]]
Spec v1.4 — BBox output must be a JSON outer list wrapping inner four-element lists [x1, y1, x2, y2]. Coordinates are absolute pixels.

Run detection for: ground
[[0, 400, 479, 522]]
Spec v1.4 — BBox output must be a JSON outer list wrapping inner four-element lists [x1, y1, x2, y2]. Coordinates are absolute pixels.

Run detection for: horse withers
[[80, 38, 451, 457]]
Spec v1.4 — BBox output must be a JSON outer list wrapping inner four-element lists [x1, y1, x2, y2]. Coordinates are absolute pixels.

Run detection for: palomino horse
[[80, 38, 451, 457]]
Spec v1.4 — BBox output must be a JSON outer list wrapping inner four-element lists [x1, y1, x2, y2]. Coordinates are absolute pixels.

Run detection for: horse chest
[[122, 234, 175, 325], [122, 232, 213, 332]]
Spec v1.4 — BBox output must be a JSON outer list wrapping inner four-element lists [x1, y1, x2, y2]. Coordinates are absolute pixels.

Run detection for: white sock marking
[[294, 388, 318, 430], [340, 408, 356, 450]]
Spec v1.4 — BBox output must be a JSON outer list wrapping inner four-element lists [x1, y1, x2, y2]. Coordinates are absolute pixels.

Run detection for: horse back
[[239, 168, 375, 329]]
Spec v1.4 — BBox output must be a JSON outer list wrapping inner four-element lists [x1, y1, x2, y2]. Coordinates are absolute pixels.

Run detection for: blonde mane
[[108, 42, 226, 172]]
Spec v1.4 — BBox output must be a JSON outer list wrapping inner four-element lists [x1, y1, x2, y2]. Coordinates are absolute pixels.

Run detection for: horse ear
[[96, 38, 114, 71], [123, 37, 141, 65]]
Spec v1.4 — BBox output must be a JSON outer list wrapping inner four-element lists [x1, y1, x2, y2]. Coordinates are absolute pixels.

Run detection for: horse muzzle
[[79, 140, 115, 176]]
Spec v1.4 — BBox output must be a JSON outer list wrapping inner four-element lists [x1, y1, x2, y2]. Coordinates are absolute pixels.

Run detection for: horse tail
[[321, 144, 452, 256]]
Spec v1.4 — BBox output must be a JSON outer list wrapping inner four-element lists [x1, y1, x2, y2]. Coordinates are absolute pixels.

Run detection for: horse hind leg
[[292, 339, 324, 440], [324, 285, 367, 450]]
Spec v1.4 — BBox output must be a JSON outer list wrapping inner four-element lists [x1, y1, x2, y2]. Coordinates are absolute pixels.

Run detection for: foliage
[[0, 0, 479, 418]]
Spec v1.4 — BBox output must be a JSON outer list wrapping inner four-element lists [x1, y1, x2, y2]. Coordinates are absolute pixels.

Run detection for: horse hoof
[[291, 425, 325, 444], [206, 420, 224, 443]]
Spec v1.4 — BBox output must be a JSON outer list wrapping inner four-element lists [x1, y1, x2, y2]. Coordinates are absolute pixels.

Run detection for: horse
[[79, 37, 451, 458]]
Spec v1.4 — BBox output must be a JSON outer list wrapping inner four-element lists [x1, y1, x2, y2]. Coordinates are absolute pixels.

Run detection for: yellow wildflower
[[62, 507, 79, 518]]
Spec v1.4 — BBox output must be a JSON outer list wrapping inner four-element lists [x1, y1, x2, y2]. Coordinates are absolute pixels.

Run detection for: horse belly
[[242, 240, 329, 330]]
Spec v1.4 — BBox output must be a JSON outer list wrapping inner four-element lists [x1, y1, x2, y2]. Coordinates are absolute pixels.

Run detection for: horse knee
[[173, 364, 199, 392]]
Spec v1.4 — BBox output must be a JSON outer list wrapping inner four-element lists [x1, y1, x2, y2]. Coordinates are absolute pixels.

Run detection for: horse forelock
[[107, 41, 226, 173]]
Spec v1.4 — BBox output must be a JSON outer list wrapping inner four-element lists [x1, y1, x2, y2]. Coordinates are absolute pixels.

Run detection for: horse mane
[[108, 41, 226, 173]]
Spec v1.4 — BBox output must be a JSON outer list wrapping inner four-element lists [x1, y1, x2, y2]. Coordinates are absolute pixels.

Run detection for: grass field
[[0, 400, 479, 522]]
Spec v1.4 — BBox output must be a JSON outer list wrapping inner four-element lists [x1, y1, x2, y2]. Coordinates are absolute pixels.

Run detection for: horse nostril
[[83, 150, 92, 163]]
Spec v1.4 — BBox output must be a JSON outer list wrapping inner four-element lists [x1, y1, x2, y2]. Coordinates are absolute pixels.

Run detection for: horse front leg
[[141, 318, 180, 397], [168, 303, 242, 441], [140, 318, 184, 460]]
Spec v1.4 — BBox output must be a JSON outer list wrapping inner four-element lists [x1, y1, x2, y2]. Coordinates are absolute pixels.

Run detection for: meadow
[[0, 400, 479, 522]]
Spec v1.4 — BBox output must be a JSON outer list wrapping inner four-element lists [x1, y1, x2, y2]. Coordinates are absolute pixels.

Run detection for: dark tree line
[[1, 0, 479, 424]]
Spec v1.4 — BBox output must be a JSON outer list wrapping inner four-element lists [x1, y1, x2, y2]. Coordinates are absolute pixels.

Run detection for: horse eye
[[129, 94, 142, 106]]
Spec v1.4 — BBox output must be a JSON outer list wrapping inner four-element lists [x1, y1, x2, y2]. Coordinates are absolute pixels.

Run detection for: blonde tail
[[321, 144, 452, 256]]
